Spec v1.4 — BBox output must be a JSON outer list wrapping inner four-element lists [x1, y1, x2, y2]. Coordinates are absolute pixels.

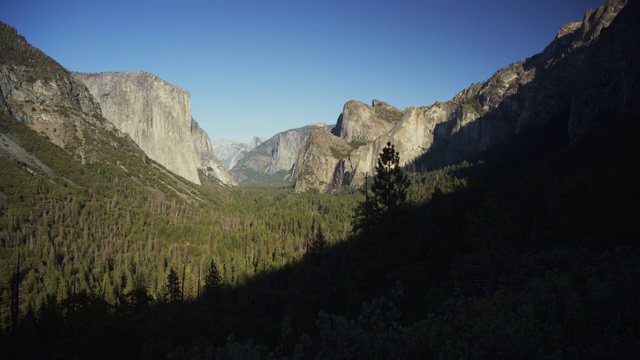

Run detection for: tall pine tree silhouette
[[355, 142, 410, 231], [166, 267, 181, 303], [203, 259, 222, 299]]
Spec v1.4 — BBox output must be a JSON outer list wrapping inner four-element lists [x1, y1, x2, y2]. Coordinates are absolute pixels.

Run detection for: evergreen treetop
[[355, 142, 410, 230]]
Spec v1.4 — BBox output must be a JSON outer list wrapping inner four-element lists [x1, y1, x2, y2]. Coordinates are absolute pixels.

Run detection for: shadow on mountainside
[[418, 0, 640, 174], [5, 90, 640, 358], [3, 2, 640, 358]]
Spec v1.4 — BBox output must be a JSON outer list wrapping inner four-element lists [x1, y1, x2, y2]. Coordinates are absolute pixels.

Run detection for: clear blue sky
[[2, 0, 604, 143]]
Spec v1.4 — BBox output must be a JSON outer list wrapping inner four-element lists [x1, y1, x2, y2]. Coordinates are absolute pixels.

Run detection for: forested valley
[[1, 102, 639, 359], [1, 3, 640, 357]]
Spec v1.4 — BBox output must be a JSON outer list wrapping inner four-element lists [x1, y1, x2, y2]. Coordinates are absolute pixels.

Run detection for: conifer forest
[[1, 1, 640, 358], [2, 107, 638, 359]]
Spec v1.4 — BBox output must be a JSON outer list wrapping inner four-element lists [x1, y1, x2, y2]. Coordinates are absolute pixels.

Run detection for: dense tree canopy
[[1, 110, 639, 358]]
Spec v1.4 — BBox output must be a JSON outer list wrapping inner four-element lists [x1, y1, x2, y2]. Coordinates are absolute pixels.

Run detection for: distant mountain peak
[[212, 136, 265, 171], [228, 124, 327, 185], [247, 136, 266, 151]]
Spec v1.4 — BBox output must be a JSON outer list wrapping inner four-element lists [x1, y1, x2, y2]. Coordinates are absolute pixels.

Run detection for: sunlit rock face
[[212, 136, 266, 171], [230, 124, 327, 184], [75, 71, 234, 185], [293, 0, 633, 193], [190, 119, 236, 186], [0, 26, 136, 165], [0, 63, 103, 151], [335, 100, 397, 143], [292, 128, 353, 193]]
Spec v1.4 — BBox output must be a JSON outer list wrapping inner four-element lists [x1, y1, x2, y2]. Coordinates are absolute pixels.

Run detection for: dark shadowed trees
[[307, 225, 327, 258], [372, 142, 410, 214], [355, 142, 410, 231], [203, 259, 222, 298], [166, 267, 181, 303]]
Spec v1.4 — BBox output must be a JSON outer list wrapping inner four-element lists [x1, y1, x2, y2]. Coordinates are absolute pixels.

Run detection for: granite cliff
[[212, 136, 265, 171], [230, 123, 328, 184], [74, 71, 234, 186], [0, 22, 138, 165], [190, 119, 236, 185], [294, 0, 636, 193], [0, 22, 215, 203]]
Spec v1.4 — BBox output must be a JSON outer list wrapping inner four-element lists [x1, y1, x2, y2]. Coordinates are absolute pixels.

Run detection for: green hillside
[[1, 3, 640, 357], [2, 102, 638, 358]]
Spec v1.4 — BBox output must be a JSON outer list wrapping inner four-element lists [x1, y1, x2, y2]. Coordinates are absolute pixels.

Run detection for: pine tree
[[166, 267, 181, 303], [203, 259, 222, 299], [10, 252, 21, 359], [355, 142, 410, 230], [307, 225, 327, 257], [371, 142, 410, 214], [354, 174, 374, 232]]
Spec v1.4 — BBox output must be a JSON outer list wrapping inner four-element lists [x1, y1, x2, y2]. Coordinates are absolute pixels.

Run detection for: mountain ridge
[[212, 136, 266, 171], [0, 23, 144, 167], [229, 123, 328, 184], [293, 0, 633, 193], [73, 71, 235, 186], [2, 3, 640, 357]]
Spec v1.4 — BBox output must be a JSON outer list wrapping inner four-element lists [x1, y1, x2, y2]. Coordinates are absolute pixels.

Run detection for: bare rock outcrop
[[292, 128, 352, 192], [74, 71, 234, 185], [333, 100, 400, 143], [231, 124, 327, 184], [212, 136, 266, 171], [190, 119, 236, 185], [0, 22, 135, 165], [294, 0, 632, 193], [293, 101, 457, 192]]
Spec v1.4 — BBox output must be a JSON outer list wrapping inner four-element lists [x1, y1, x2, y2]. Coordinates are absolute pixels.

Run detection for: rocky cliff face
[[293, 99, 476, 192], [190, 119, 236, 185], [74, 71, 234, 185], [231, 124, 327, 184], [293, 0, 633, 193], [293, 128, 353, 192], [0, 22, 137, 164], [0, 22, 217, 204], [333, 100, 400, 143], [212, 136, 265, 170], [565, 0, 639, 140]]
